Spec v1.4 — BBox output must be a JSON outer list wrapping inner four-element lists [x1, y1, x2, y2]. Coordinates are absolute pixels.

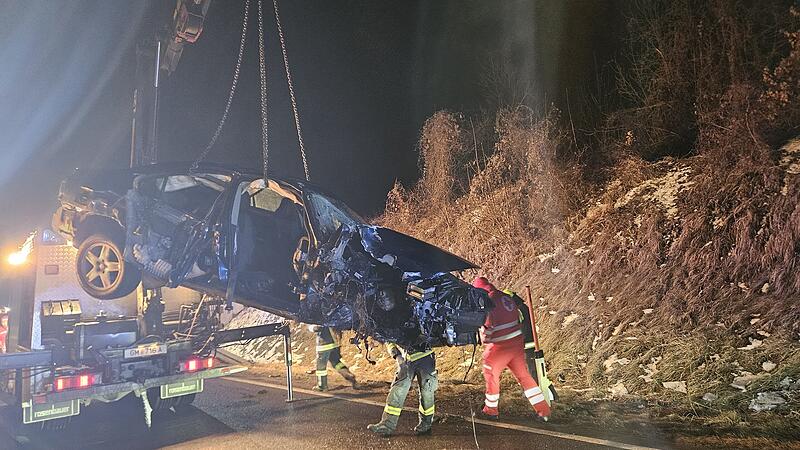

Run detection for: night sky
[[0, 0, 621, 252]]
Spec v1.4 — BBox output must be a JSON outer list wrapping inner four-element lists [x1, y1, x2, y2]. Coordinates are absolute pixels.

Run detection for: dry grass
[[371, 5, 800, 438]]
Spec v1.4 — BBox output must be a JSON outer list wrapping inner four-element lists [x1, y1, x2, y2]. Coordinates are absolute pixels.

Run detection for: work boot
[[367, 421, 396, 436], [313, 375, 328, 392], [413, 416, 433, 435], [338, 367, 358, 388]]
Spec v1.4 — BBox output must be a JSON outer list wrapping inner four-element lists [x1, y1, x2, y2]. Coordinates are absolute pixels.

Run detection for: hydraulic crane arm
[[131, 0, 212, 167], [161, 0, 212, 75]]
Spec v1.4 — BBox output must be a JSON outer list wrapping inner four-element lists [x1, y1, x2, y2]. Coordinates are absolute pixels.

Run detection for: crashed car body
[[53, 163, 490, 347]]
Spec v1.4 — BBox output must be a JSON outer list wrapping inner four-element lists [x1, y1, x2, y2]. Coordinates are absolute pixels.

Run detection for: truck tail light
[[181, 358, 199, 373], [181, 357, 216, 373], [78, 374, 91, 388], [54, 373, 94, 392]]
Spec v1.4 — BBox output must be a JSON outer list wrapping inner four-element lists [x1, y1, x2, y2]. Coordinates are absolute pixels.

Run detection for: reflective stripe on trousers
[[380, 353, 437, 426], [484, 393, 499, 408]]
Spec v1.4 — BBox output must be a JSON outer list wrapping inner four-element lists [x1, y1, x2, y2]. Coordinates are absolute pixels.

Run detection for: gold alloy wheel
[[80, 241, 123, 294]]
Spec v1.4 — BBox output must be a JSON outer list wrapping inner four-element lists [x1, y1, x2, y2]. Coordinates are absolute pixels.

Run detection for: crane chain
[[273, 0, 310, 181], [257, 0, 269, 180], [192, 0, 251, 171]]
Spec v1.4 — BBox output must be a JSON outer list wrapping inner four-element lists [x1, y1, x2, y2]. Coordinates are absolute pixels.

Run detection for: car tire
[[76, 233, 141, 299]]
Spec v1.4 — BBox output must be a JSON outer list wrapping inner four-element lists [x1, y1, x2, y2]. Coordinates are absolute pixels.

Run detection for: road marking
[[224, 376, 661, 450]]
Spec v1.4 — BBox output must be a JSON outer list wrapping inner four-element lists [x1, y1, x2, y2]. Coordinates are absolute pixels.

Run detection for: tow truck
[[0, 228, 293, 429], [0, 0, 300, 430]]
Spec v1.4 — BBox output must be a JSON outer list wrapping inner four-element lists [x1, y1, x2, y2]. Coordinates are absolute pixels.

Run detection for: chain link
[[273, 0, 310, 181], [192, 0, 251, 171], [257, 0, 270, 180]]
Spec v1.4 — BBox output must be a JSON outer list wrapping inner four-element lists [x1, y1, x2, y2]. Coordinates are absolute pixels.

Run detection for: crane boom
[[131, 0, 212, 168]]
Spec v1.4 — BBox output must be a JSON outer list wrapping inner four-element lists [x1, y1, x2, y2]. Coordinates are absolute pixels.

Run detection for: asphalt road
[[0, 378, 649, 450]]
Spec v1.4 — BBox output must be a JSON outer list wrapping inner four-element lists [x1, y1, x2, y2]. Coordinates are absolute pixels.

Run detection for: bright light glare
[[7, 251, 27, 265], [8, 233, 35, 266]]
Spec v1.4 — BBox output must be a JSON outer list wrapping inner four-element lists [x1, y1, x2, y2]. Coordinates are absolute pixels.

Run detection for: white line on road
[[224, 376, 662, 450]]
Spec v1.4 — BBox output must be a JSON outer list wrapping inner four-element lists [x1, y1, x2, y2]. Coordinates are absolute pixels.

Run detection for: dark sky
[[0, 0, 621, 251]]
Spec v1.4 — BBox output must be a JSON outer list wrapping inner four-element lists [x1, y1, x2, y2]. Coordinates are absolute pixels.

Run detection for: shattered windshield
[[305, 191, 365, 240]]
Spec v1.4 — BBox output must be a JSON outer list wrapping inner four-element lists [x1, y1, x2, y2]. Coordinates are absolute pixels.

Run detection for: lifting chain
[[257, 0, 270, 180], [192, 0, 251, 171], [194, 0, 310, 183], [273, 0, 310, 181]]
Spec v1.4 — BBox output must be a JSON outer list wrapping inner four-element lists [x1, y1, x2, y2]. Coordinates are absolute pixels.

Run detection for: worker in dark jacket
[[367, 341, 437, 436], [311, 325, 357, 391]]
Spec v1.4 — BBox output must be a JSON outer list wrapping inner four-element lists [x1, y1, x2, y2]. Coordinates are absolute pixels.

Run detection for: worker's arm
[[385, 342, 402, 359]]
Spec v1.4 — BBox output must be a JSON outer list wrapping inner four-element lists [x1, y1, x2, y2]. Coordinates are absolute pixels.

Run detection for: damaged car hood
[[358, 226, 478, 274]]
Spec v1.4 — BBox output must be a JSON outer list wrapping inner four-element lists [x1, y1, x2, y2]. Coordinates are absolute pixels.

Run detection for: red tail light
[[54, 373, 94, 392], [181, 357, 216, 373], [78, 374, 91, 388]]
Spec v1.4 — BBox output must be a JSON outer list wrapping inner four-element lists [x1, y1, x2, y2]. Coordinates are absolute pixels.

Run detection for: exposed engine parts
[[299, 225, 491, 348]]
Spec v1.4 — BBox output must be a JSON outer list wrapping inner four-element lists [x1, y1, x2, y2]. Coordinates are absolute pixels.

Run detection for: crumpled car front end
[[299, 224, 491, 348]]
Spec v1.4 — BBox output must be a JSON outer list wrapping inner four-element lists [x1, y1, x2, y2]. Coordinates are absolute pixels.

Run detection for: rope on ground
[[462, 344, 481, 449]]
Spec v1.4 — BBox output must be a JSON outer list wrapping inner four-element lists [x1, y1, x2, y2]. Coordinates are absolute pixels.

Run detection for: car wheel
[[76, 233, 141, 299]]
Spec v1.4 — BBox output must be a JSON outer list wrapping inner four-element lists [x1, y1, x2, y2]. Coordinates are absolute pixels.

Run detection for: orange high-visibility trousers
[[482, 336, 550, 419]]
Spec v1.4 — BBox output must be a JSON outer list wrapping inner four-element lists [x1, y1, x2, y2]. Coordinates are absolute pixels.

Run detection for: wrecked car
[[53, 163, 490, 347]]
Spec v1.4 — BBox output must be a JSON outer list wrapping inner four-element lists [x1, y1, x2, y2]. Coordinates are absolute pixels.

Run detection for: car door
[[226, 178, 307, 315], [124, 172, 233, 289]]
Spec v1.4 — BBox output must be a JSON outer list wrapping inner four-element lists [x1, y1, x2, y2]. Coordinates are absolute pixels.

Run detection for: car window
[[160, 174, 229, 193], [149, 174, 229, 217], [305, 192, 364, 240]]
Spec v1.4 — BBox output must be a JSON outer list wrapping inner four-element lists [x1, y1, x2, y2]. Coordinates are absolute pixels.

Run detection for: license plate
[[124, 343, 167, 359]]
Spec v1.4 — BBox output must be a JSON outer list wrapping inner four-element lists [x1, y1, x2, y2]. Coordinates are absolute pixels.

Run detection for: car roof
[[70, 161, 338, 196]]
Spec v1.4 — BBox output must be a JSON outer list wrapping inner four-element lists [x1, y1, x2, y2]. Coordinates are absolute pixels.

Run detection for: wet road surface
[[0, 377, 650, 449]]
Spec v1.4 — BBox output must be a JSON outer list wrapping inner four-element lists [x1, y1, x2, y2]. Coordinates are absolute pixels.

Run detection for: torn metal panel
[[358, 226, 478, 274], [301, 224, 490, 347]]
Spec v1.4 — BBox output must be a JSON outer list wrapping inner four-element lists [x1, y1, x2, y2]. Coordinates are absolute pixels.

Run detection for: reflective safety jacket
[[316, 327, 340, 353], [385, 342, 434, 362], [482, 289, 524, 344]]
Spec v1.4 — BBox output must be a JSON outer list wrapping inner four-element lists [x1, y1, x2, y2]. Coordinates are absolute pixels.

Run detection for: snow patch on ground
[[614, 164, 694, 219], [222, 307, 305, 364], [561, 312, 579, 328]]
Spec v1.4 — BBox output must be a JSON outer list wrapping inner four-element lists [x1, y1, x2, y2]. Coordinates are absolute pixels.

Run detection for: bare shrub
[[417, 111, 470, 210], [376, 1, 800, 418], [610, 0, 798, 160]]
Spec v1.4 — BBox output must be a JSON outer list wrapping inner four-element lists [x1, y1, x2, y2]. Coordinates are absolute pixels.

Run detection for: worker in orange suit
[[473, 277, 551, 421]]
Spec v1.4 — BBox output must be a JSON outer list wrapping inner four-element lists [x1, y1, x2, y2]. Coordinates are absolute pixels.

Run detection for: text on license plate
[[124, 343, 167, 359]]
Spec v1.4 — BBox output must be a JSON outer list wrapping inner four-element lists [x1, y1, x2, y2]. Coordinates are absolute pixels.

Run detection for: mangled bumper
[[301, 225, 490, 347]]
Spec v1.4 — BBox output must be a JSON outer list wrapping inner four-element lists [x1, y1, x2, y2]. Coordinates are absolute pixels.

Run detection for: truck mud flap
[[22, 399, 80, 424], [160, 379, 203, 399]]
